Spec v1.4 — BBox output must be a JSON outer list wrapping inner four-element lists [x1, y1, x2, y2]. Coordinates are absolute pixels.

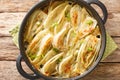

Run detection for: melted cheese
[[24, 1, 101, 78]]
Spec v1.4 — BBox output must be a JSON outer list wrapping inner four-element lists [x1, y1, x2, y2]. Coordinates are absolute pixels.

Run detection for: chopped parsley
[[41, 54, 45, 58], [88, 47, 93, 52], [53, 48, 60, 53], [65, 11, 71, 21], [71, 32, 76, 37], [28, 53, 36, 60], [52, 22, 58, 28], [86, 20, 93, 25], [56, 57, 63, 64]]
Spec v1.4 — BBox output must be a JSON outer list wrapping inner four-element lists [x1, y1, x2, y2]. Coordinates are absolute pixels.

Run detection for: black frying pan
[[16, 0, 108, 80]]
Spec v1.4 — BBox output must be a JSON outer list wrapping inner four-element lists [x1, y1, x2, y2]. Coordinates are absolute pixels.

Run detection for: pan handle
[[16, 54, 39, 79], [84, 0, 108, 24]]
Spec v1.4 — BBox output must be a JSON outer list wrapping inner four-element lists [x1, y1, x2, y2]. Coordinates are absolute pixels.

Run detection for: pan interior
[[19, 0, 106, 79]]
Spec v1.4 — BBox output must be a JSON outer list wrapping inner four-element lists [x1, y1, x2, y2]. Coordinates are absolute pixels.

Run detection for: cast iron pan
[[16, 0, 108, 80]]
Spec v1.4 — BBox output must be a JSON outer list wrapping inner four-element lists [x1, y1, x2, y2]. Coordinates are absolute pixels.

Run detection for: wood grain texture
[[0, 0, 38, 12], [0, 0, 120, 13], [83, 62, 120, 80], [101, 0, 120, 13], [0, 0, 119, 80], [106, 13, 120, 36], [0, 12, 25, 37], [0, 61, 120, 80], [0, 61, 31, 80], [0, 37, 19, 61]]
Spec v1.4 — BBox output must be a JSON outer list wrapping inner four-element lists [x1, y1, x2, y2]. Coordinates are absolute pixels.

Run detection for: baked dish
[[24, 1, 101, 78]]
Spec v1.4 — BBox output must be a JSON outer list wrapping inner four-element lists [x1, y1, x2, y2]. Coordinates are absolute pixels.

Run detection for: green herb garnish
[[52, 22, 58, 28], [41, 54, 45, 58], [71, 32, 76, 37], [28, 53, 36, 60], [86, 20, 93, 25], [65, 11, 71, 21], [53, 48, 60, 53], [56, 57, 63, 64], [88, 47, 93, 52]]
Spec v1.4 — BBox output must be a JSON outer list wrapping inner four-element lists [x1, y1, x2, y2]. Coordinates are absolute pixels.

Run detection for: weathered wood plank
[[0, 61, 31, 80], [0, 61, 120, 80], [83, 62, 120, 80], [0, 37, 19, 61], [0, 12, 25, 36], [0, 36, 119, 62], [101, 0, 120, 13], [0, 0, 38, 12], [0, 0, 120, 13], [106, 13, 120, 37], [0, 12, 120, 37]]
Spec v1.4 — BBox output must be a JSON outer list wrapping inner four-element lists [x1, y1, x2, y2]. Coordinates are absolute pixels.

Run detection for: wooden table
[[0, 0, 120, 80]]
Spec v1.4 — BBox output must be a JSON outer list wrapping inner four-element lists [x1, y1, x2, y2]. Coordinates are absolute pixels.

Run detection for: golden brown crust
[[24, 1, 101, 78]]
